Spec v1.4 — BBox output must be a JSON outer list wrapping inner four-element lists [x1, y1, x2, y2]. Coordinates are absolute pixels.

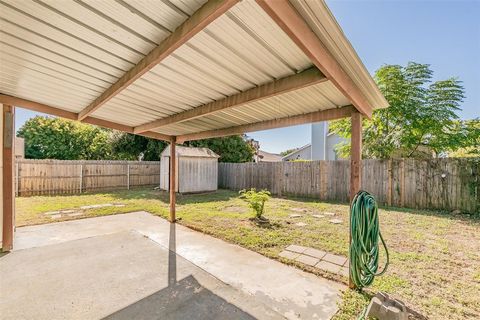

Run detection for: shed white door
[[160, 157, 170, 191]]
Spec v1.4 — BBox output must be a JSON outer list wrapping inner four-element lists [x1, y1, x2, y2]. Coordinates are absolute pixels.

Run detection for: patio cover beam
[[177, 105, 354, 143], [133, 67, 327, 134], [77, 0, 239, 121], [256, 0, 373, 118], [0, 95, 172, 142]]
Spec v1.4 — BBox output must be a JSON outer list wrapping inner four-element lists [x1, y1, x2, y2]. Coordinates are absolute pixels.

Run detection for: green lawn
[[16, 188, 480, 320]]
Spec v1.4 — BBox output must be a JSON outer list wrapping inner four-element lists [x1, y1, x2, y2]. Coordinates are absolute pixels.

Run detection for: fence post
[[79, 164, 83, 193], [127, 163, 130, 190], [387, 159, 392, 207], [15, 161, 19, 197]]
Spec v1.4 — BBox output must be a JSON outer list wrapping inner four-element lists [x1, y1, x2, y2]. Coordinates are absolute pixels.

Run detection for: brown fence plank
[[218, 158, 478, 213], [16, 159, 160, 196]]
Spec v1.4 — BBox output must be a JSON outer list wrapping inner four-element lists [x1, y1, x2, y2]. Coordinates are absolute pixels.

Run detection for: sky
[[14, 0, 480, 154]]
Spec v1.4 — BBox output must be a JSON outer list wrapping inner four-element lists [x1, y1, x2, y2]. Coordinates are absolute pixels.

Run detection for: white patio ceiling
[[0, 0, 387, 141]]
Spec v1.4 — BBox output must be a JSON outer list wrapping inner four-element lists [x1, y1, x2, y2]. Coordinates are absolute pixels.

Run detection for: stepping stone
[[324, 212, 336, 216], [50, 214, 62, 219], [60, 210, 75, 214], [312, 214, 324, 218], [295, 254, 319, 267], [295, 222, 307, 227], [288, 214, 303, 218], [67, 212, 83, 217], [338, 267, 349, 277], [304, 248, 327, 259], [329, 219, 343, 224], [44, 211, 60, 215], [323, 253, 348, 266], [315, 260, 341, 274], [290, 208, 308, 213], [285, 244, 308, 254], [80, 203, 113, 210], [114, 204, 126, 207], [279, 250, 300, 260]]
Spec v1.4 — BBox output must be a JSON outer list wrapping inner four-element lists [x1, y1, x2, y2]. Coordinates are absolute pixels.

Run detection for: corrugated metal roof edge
[[161, 145, 220, 158]]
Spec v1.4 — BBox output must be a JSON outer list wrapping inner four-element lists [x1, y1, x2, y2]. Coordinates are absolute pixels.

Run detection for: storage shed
[[160, 146, 220, 193]]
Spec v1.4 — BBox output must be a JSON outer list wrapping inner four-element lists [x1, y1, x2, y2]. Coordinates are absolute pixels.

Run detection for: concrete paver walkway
[[4, 212, 343, 319]]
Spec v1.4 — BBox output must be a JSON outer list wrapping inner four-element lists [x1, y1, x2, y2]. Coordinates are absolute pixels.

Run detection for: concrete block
[[303, 248, 327, 259], [288, 214, 303, 218], [295, 254, 319, 266], [279, 250, 300, 260], [366, 292, 408, 320], [60, 210, 76, 214], [44, 211, 60, 215], [290, 208, 308, 213], [285, 245, 308, 254], [329, 219, 343, 224], [323, 253, 347, 266], [80, 204, 113, 210], [67, 212, 83, 217], [315, 261, 341, 274]]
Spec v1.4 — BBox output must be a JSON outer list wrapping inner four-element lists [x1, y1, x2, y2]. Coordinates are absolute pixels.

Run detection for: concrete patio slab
[[1, 231, 279, 320], [7, 212, 343, 319]]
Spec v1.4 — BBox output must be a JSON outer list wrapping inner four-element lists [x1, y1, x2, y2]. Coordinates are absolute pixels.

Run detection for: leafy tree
[[186, 135, 254, 162], [17, 116, 254, 162], [446, 119, 480, 157], [17, 116, 111, 160], [109, 131, 167, 161], [330, 62, 472, 158], [280, 148, 298, 156]]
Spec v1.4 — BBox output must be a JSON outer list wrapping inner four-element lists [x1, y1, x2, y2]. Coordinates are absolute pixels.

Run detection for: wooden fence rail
[[15, 159, 161, 196], [219, 158, 479, 213]]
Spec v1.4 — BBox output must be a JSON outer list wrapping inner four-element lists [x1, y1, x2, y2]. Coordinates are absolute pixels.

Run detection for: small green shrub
[[239, 188, 271, 219]]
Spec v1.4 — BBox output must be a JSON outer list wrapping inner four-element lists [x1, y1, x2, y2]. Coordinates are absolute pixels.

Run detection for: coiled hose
[[349, 190, 389, 289]]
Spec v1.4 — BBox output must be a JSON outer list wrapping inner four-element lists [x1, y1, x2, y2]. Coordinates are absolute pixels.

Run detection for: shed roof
[[161, 145, 220, 158], [0, 0, 388, 142]]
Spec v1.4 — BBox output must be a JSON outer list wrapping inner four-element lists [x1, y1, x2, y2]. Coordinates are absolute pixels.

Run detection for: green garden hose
[[350, 190, 389, 289]]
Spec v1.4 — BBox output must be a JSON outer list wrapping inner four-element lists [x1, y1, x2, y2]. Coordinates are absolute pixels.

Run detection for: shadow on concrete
[[102, 222, 257, 320]]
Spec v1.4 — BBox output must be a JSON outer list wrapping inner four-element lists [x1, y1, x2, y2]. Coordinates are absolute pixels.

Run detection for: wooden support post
[[350, 111, 362, 201], [169, 138, 176, 223], [349, 111, 362, 289], [2, 104, 15, 251]]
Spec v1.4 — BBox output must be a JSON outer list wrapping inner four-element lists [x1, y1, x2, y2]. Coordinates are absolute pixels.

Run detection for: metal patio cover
[[0, 0, 388, 142]]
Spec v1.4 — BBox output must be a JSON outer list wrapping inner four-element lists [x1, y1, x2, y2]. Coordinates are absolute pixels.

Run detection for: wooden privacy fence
[[219, 158, 479, 213], [15, 159, 161, 196]]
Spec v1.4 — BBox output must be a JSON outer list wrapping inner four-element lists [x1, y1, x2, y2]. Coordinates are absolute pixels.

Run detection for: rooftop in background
[[256, 150, 282, 162]]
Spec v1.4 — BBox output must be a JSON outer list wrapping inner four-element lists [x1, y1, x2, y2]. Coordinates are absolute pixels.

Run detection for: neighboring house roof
[[161, 146, 219, 158], [281, 144, 312, 160], [257, 150, 282, 162]]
